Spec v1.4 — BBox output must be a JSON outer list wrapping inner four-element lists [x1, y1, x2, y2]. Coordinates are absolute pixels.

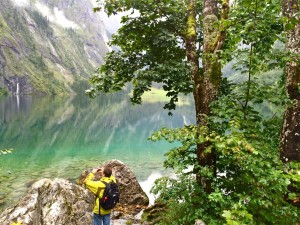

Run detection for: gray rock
[[0, 178, 93, 225], [78, 159, 149, 218], [102, 159, 149, 207], [195, 219, 206, 225]]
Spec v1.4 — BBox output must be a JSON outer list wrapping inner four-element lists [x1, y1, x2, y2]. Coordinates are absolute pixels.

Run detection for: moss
[[182, 1, 197, 38], [203, 14, 219, 51], [141, 202, 167, 225], [211, 61, 221, 86], [186, 15, 196, 37], [208, 53, 222, 86]]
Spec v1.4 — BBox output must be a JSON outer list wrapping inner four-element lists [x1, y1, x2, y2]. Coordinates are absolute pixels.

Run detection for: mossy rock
[[141, 202, 166, 225]]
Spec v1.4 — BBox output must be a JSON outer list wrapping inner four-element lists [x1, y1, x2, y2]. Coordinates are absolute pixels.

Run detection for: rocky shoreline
[[0, 160, 150, 225]]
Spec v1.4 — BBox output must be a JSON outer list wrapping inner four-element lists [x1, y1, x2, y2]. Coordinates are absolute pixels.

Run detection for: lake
[[0, 93, 195, 212]]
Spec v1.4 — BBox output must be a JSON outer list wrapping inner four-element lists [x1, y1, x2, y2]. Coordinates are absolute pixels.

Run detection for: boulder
[[77, 159, 149, 216], [0, 160, 149, 225], [0, 178, 93, 225], [195, 220, 206, 225]]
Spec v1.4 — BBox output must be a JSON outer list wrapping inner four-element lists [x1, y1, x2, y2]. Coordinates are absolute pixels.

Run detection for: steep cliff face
[[0, 0, 109, 95]]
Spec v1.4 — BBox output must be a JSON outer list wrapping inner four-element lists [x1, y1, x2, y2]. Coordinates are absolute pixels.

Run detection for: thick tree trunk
[[186, 0, 212, 192], [197, 0, 222, 193], [185, 0, 228, 193], [280, 0, 300, 162]]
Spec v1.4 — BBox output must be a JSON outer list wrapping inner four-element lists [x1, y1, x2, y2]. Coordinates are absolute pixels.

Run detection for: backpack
[[98, 180, 120, 211]]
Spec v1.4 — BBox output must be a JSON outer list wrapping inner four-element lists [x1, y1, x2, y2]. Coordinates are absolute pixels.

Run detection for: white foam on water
[[139, 172, 162, 205]]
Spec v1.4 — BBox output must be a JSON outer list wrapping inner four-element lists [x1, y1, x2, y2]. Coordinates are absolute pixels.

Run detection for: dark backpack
[[98, 180, 120, 211]]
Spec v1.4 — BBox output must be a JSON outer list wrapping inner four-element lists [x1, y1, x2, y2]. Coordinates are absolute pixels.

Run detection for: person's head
[[103, 166, 112, 177]]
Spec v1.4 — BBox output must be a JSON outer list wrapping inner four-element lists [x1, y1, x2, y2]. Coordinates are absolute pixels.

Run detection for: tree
[[88, 0, 300, 223], [149, 0, 300, 221], [280, 0, 300, 162], [196, 0, 229, 192], [88, 0, 229, 193], [89, 0, 193, 110]]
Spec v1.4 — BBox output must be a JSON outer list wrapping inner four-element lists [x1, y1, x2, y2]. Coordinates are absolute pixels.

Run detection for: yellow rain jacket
[[84, 172, 117, 215]]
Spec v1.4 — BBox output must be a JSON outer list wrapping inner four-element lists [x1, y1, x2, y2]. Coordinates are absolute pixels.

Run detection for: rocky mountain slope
[[0, 0, 110, 95]]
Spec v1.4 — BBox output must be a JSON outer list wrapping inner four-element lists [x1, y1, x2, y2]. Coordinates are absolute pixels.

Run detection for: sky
[[11, 0, 80, 29]]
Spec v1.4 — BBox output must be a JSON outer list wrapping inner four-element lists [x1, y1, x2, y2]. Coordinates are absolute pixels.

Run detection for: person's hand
[[97, 167, 104, 176], [92, 168, 98, 174], [98, 167, 104, 174]]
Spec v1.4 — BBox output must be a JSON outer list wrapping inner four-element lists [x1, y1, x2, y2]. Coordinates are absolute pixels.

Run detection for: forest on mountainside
[[0, 0, 109, 95]]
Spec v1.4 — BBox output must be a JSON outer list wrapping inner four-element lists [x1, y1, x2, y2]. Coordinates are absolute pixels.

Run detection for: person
[[84, 166, 116, 225]]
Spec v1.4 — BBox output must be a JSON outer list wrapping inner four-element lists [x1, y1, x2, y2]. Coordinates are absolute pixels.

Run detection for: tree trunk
[[197, 0, 222, 193], [185, 0, 228, 193], [186, 0, 201, 121], [280, 0, 300, 162]]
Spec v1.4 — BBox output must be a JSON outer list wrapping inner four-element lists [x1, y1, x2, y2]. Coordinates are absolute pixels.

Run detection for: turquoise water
[[0, 93, 195, 211]]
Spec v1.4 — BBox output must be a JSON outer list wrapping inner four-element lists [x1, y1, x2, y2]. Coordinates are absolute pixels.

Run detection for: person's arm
[[84, 168, 106, 194]]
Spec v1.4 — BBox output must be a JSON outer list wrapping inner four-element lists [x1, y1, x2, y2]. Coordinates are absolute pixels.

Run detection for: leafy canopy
[[87, 0, 201, 111]]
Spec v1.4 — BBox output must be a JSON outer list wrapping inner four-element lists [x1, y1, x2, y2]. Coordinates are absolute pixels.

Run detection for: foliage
[[89, 0, 300, 224], [87, 0, 196, 112], [223, 0, 284, 71], [149, 79, 300, 224], [285, 162, 300, 206], [30, 10, 53, 36]]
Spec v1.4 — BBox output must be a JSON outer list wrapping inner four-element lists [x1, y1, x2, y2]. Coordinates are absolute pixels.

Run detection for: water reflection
[[0, 93, 195, 211]]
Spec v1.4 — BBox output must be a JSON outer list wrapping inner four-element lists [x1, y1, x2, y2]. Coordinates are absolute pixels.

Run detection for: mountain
[[0, 0, 110, 95]]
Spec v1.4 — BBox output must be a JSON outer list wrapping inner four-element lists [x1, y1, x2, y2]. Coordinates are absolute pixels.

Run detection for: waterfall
[[16, 82, 20, 95], [16, 82, 20, 110], [183, 115, 188, 125]]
